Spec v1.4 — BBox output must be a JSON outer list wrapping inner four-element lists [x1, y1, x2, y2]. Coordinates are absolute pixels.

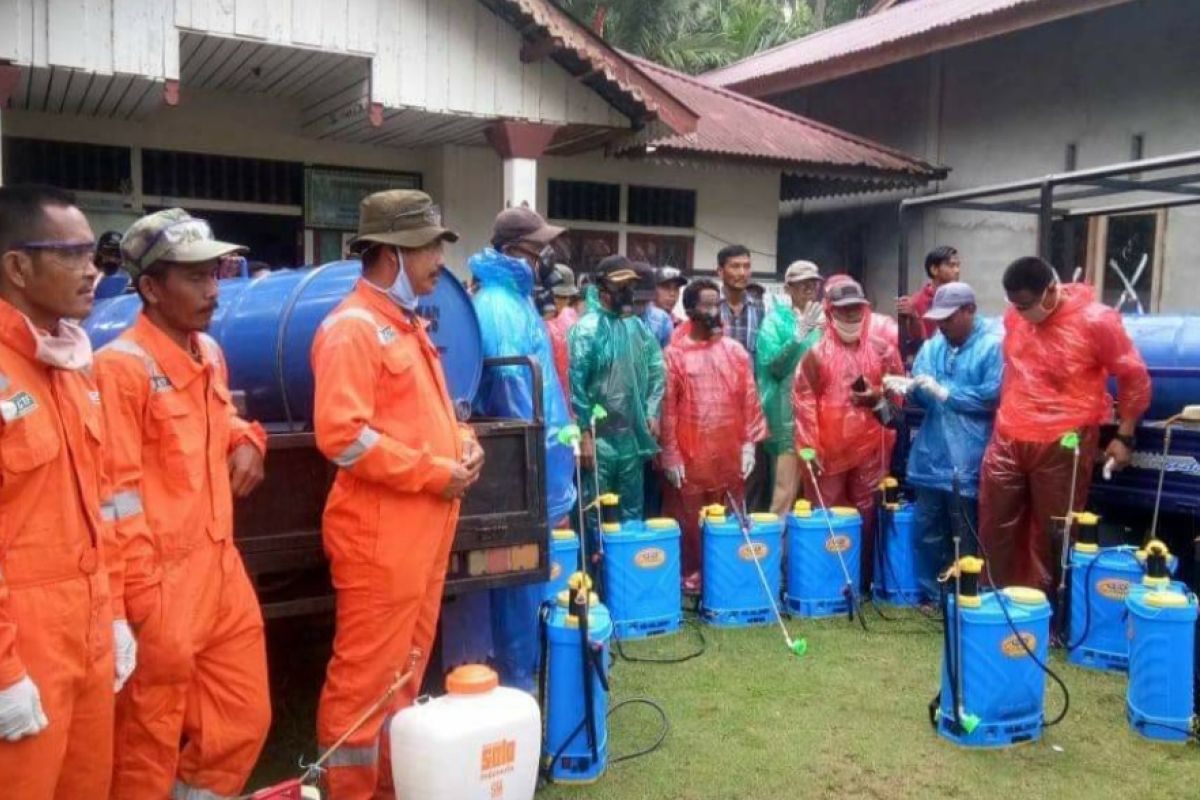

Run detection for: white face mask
[[386, 246, 419, 311], [26, 318, 93, 371], [833, 315, 863, 343]]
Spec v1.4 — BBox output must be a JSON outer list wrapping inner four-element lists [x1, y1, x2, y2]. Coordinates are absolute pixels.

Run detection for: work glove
[[0, 676, 49, 741], [665, 465, 686, 489], [740, 443, 756, 479], [796, 302, 825, 340], [913, 374, 950, 402], [882, 375, 916, 396], [113, 619, 138, 692]]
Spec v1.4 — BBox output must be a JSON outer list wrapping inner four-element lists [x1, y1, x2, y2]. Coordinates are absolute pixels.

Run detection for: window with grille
[[627, 185, 696, 229], [2, 137, 131, 194], [142, 149, 303, 206], [547, 180, 620, 223]]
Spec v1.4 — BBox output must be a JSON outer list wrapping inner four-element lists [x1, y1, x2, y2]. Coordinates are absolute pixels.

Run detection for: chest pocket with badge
[[0, 390, 60, 473]]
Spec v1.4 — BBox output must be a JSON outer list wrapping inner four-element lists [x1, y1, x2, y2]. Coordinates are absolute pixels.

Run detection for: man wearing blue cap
[[898, 282, 1002, 601]]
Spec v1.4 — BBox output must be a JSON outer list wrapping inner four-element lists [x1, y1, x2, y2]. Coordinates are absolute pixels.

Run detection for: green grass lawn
[[253, 610, 1196, 799]]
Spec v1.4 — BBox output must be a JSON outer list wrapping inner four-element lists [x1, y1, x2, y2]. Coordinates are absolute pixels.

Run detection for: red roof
[[614, 56, 943, 196], [704, 0, 1133, 95]]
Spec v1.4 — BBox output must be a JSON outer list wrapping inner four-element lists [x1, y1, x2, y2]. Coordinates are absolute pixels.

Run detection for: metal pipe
[[1060, 194, 1200, 219]]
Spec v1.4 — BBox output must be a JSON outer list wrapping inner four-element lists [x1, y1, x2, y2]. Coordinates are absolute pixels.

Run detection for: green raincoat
[[754, 303, 822, 456]]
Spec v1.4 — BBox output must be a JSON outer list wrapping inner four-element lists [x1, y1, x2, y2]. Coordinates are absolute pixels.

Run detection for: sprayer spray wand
[[1054, 431, 1082, 637], [799, 448, 865, 628], [724, 492, 807, 657]]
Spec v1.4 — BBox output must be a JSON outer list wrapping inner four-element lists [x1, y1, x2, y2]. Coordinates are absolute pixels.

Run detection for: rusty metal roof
[[481, 0, 699, 136], [614, 56, 944, 197], [704, 0, 1134, 95]]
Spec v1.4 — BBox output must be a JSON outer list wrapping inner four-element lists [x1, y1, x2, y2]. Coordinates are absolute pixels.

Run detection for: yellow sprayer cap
[[557, 589, 600, 610], [1145, 591, 1189, 609], [645, 518, 678, 530], [702, 504, 726, 521], [831, 506, 859, 518], [1073, 511, 1100, 526], [793, 499, 812, 516], [958, 556, 984, 575], [750, 512, 779, 523], [599, 493, 620, 506], [1003, 587, 1047, 605], [567, 572, 593, 592], [1143, 539, 1171, 558], [880, 476, 899, 489], [552, 529, 577, 541]]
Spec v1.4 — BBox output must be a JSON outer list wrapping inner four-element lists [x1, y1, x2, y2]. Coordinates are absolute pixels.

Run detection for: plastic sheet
[[907, 317, 1004, 496], [791, 300, 903, 477], [754, 302, 821, 456], [470, 248, 576, 522], [995, 284, 1150, 443], [661, 334, 766, 491]]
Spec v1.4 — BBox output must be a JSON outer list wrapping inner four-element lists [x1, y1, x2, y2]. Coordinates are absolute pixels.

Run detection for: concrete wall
[[773, 0, 1200, 313]]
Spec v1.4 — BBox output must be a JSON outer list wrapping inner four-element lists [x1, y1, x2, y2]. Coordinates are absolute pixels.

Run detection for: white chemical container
[[389, 664, 540, 800]]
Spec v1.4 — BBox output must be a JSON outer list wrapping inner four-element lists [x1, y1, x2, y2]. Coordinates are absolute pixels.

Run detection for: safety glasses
[[13, 239, 97, 268]]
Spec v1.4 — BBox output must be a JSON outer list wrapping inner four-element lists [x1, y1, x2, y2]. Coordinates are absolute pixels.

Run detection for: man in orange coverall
[[0, 184, 127, 798], [979, 256, 1150, 596], [312, 190, 483, 799], [792, 276, 904, 589], [96, 208, 270, 799], [660, 278, 766, 591]]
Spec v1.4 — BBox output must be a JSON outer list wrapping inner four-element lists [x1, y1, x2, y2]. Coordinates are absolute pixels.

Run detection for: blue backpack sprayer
[[538, 413, 669, 785], [797, 447, 867, 630]]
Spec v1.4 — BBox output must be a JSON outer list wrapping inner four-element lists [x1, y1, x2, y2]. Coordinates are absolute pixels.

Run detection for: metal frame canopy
[[897, 150, 1200, 295]]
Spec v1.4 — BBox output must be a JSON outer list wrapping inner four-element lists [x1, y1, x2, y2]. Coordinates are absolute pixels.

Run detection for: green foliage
[[556, 0, 816, 74]]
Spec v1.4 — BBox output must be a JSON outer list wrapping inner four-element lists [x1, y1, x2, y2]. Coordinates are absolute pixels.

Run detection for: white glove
[[0, 676, 49, 741], [113, 620, 138, 692], [796, 302, 825, 339], [882, 375, 916, 395], [913, 375, 950, 402], [665, 465, 686, 489], [740, 443, 756, 479]]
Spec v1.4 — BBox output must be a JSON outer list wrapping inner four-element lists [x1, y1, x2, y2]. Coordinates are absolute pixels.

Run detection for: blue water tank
[[544, 592, 612, 784], [1120, 315, 1200, 421], [602, 518, 682, 640], [1126, 581, 1197, 743], [938, 587, 1052, 748], [874, 504, 922, 606], [94, 272, 131, 300], [700, 511, 783, 628], [83, 262, 482, 423], [785, 503, 861, 618], [1067, 545, 1142, 672], [545, 530, 580, 603]]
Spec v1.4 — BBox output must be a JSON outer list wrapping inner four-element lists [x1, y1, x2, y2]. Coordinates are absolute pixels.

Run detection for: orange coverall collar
[[353, 278, 430, 333], [130, 312, 214, 389], [0, 296, 43, 361]]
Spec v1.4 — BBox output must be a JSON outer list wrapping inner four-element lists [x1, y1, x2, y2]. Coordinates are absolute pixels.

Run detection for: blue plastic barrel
[[1120, 315, 1200, 421], [1126, 581, 1197, 743], [545, 530, 580, 603], [1067, 545, 1142, 672], [873, 504, 922, 606], [939, 587, 1052, 748], [544, 592, 612, 783], [700, 511, 783, 628], [94, 272, 131, 300], [785, 503, 861, 618], [83, 262, 482, 422], [602, 518, 682, 640]]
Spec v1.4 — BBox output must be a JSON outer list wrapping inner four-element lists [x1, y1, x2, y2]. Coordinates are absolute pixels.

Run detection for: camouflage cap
[[348, 190, 459, 254], [121, 208, 246, 280]]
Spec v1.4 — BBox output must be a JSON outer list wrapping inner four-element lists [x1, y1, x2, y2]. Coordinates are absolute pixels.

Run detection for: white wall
[[541, 154, 782, 276], [775, 0, 1200, 313], [1, 0, 627, 127]]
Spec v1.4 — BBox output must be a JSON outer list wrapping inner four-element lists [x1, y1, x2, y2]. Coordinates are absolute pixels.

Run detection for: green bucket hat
[[348, 190, 459, 254], [121, 208, 246, 281]]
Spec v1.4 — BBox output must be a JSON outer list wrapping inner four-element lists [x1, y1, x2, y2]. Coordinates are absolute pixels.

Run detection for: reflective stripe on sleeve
[[331, 426, 381, 468]]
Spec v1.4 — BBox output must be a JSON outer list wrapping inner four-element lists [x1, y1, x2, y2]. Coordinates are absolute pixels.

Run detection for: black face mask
[[537, 247, 561, 292], [687, 309, 722, 335], [606, 284, 635, 315]]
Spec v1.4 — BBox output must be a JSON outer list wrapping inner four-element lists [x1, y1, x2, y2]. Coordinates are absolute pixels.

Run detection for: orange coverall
[[312, 280, 474, 799], [0, 298, 118, 798], [96, 313, 270, 800]]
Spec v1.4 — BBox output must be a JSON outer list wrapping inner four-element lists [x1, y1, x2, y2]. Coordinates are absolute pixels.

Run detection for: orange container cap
[[446, 664, 498, 695]]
